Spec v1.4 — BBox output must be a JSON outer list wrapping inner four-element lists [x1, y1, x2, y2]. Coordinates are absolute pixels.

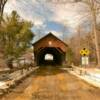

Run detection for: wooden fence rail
[[0, 58, 37, 96]]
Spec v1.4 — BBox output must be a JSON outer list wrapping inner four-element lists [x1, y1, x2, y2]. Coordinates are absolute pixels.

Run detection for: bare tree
[[0, 0, 8, 24], [79, 0, 100, 65], [88, 0, 100, 65]]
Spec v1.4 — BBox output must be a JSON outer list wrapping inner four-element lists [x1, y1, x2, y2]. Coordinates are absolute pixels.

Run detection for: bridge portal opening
[[37, 47, 64, 66], [45, 54, 54, 61]]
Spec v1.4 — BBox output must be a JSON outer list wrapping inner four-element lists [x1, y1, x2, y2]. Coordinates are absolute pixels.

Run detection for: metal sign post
[[80, 48, 90, 67]]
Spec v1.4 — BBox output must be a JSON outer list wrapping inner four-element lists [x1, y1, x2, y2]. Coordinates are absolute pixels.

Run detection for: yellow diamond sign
[[80, 48, 90, 56]]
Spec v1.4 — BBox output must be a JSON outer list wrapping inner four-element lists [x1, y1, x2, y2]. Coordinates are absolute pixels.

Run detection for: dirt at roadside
[[1, 67, 100, 100]]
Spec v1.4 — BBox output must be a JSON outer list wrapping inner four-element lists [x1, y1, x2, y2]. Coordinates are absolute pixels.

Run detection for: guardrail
[[0, 64, 35, 74], [71, 65, 100, 83], [71, 65, 87, 75], [0, 64, 38, 96]]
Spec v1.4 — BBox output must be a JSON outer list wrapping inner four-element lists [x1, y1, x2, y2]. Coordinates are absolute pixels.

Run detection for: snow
[[70, 68, 100, 88], [0, 82, 9, 89]]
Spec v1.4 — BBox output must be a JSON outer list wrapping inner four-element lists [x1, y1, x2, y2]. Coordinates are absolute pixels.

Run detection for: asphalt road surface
[[1, 66, 100, 100]]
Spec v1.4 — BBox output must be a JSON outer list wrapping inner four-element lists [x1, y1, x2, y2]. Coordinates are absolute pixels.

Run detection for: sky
[[4, 0, 90, 42]]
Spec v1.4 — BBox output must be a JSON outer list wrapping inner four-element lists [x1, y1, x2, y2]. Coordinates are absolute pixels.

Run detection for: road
[[1, 66, 100, 100]]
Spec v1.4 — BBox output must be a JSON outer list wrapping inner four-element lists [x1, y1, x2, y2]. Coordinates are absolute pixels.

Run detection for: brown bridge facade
[[32, 32, 68, 66]]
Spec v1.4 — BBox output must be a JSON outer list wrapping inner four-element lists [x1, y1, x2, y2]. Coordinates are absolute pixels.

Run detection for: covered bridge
[[32, 32, 68, 66]]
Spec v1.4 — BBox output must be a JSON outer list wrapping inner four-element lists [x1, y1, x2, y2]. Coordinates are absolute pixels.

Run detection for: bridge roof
[[33, 32, 68, 46], [32, 32, 68, 53]]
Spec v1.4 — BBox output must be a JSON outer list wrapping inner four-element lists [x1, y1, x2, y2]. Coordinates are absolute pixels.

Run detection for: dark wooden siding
[[33, 34, 68, 53]]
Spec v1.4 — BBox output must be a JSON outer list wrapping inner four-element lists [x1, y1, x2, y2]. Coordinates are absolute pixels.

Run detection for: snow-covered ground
[[69, 68, 100, 88]]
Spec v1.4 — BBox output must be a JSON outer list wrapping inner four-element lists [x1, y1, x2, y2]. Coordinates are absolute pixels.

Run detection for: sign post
[[80, 48, 90, 66]]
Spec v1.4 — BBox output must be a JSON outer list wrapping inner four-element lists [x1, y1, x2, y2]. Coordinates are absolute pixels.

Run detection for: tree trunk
[[90, 0, 100, 65], [0, 0, 8, 25]]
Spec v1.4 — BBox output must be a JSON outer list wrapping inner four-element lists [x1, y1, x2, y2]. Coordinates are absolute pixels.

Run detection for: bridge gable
[[32, 33, 68, 53]]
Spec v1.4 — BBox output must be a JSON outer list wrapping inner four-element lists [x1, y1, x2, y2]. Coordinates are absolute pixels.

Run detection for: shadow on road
[[32, 66, 68, 76]]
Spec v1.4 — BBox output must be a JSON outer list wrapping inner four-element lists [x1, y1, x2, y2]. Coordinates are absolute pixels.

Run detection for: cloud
[[47, 2, 89, 27], [4, 0, 90, 41]]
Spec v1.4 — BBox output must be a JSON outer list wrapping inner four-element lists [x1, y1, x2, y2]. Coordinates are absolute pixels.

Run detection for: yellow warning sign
[[80, 48, 90, 56]]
